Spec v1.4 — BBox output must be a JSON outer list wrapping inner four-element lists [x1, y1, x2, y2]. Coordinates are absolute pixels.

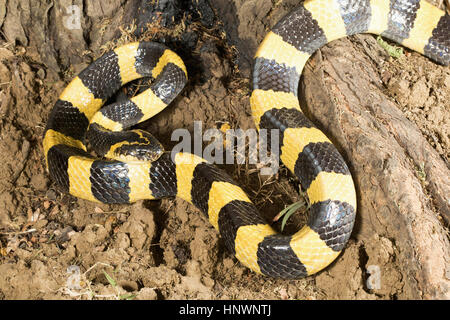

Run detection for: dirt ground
[[0, 0, 449, 300]]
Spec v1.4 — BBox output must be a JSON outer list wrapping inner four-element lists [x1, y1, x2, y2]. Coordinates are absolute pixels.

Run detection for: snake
[[43, 0, 449, 279]]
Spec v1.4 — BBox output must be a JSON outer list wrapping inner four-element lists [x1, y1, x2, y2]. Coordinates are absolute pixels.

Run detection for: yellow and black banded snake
[[43, 0, 449, 278]]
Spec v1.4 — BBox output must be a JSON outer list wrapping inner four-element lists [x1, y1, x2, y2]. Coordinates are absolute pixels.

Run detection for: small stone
[[36, 68, 45, 79], [408, 77, 429, 108], [388, 78, 410, 105], [34, 219, 48, 229]]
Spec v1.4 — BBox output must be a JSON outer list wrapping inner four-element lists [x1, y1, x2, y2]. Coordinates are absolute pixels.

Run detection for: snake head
[[112, 130, 165, 162]]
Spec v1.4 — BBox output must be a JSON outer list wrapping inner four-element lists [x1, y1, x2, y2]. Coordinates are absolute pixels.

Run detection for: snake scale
[[43, 0, 449, 279]]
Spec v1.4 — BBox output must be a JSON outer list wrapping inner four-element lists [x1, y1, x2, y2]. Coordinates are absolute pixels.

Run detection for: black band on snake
[[43, 0, 449, 278]]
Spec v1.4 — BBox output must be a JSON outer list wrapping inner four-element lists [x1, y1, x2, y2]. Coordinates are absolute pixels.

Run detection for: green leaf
[[277, 201, 306, 232], [377, 36, 403, 58], [120, 294, 136, 300], [103, 270, 117, 287]]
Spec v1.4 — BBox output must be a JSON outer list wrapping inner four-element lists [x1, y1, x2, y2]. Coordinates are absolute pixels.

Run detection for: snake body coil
[[44, 0, 449, 278]]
